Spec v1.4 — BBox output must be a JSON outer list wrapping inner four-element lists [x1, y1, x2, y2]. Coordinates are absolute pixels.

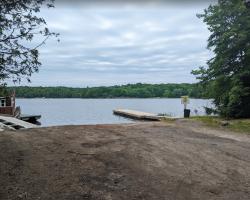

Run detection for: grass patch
[[228, 119, 250, 133], [191, 116, 250, 134], [161, 117, 176, 123]]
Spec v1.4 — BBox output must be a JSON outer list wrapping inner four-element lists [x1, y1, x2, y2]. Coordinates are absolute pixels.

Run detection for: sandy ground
[[0, 120, 250, 200]]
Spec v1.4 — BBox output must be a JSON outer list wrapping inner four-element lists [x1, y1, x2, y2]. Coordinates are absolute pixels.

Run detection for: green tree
[[0, 83, 7, 96], [192, 0, 250, 118], [9, 83, 205, 98], [163, 90, 172, 97], [0, 0, 58, 83]]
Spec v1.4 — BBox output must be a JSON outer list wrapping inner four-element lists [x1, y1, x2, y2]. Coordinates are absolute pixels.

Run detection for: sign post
[[181, 96, 190, 118]]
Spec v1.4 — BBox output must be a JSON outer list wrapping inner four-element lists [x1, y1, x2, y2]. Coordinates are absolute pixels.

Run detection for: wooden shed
[[0, 92, 16, 116]]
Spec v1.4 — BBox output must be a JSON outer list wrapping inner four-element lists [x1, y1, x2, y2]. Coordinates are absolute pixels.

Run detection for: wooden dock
[[18, 114, 41, 123], [0, 116, 38, 130], [113, 109, 162, 121]]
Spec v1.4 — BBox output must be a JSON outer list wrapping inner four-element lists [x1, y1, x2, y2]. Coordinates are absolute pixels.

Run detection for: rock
[[220, 121, 230, 126]]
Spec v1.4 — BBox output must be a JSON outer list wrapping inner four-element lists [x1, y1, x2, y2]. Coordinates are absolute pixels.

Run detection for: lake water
[[16, 98, 213, 127]]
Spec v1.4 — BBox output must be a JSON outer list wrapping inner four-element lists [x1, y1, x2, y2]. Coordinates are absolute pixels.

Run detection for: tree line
[[192, 0, 250, 118], [8, 83, 207, 99]]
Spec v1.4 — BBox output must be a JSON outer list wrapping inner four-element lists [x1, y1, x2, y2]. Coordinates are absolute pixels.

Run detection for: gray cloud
[[10, 2, 213, 87], [54, 0, 216, 7]]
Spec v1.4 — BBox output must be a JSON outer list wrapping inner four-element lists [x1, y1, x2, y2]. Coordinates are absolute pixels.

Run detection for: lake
[[16, 98, 213, 127]]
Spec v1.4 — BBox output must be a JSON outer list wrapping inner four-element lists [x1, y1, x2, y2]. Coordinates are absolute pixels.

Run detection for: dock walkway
[[113, 109, 162, 121], [0, 116, 38, 130]]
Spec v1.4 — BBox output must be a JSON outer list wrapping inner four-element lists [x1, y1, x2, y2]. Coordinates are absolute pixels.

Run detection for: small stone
[[221, 121, 229, 126]]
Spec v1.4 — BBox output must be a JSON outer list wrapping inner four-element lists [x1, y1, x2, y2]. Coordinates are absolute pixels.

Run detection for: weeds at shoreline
[[191, 116, 250, 134]]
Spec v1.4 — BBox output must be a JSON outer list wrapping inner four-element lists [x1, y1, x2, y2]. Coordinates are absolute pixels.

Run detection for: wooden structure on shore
[[18, 114, 41, 123], [113, 109, 162, 121], [0, 93, 15, 116], [0, 90, 41, 125], [0, 115, 38, 130]]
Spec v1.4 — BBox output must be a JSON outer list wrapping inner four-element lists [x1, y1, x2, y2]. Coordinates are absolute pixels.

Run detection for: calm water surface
[[16, 98, 213, 127]]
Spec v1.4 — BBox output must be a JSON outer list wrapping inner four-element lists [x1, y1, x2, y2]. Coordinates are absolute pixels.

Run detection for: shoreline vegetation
[[8, 83, 207, 99], [190, 116, 250, 134]]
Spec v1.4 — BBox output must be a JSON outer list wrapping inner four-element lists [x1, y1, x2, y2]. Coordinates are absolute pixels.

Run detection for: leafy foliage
[[0, 0, 58, 83], [192, 0, 250, 118], [0, 83, 7, 96], [8, 83, 206, 98]]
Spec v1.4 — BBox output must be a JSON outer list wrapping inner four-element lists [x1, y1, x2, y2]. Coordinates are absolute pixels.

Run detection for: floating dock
[[18, 114, 41, 123], [0, 116, 38, 130], [113, 109, 162, 121]]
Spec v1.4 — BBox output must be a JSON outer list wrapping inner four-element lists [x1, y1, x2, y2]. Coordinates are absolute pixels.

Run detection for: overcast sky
[[14, 1, 213, 87]]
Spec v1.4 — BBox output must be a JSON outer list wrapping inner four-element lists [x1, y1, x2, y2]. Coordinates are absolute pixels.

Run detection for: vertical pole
[[12, 90, 16, 116], [184, 103, 187, 110]]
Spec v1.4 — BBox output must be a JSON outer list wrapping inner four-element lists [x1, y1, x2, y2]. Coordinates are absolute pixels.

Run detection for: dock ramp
[[0, 116, 38, 130]]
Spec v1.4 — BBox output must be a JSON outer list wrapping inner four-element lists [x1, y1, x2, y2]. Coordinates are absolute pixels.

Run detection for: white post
[[181, 96, 189, 110]]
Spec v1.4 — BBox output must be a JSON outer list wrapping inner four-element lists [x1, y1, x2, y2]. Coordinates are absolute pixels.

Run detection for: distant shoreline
[[8, 83, 208, 99]]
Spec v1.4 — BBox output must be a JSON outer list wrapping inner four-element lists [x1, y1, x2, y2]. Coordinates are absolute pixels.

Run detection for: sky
[[14, 1, 214, 87]]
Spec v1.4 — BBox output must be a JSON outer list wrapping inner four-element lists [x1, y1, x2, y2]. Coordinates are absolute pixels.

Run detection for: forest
[[8, 83, 206, 98]]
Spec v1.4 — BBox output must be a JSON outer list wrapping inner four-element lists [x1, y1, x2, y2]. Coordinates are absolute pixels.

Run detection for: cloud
[[9, 2, 213, 87], [95, 15, 114, 30], [54, 0, 216, 7]]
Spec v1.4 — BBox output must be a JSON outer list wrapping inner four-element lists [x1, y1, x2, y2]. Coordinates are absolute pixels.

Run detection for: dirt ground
[[0, 120, 250, 200]]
